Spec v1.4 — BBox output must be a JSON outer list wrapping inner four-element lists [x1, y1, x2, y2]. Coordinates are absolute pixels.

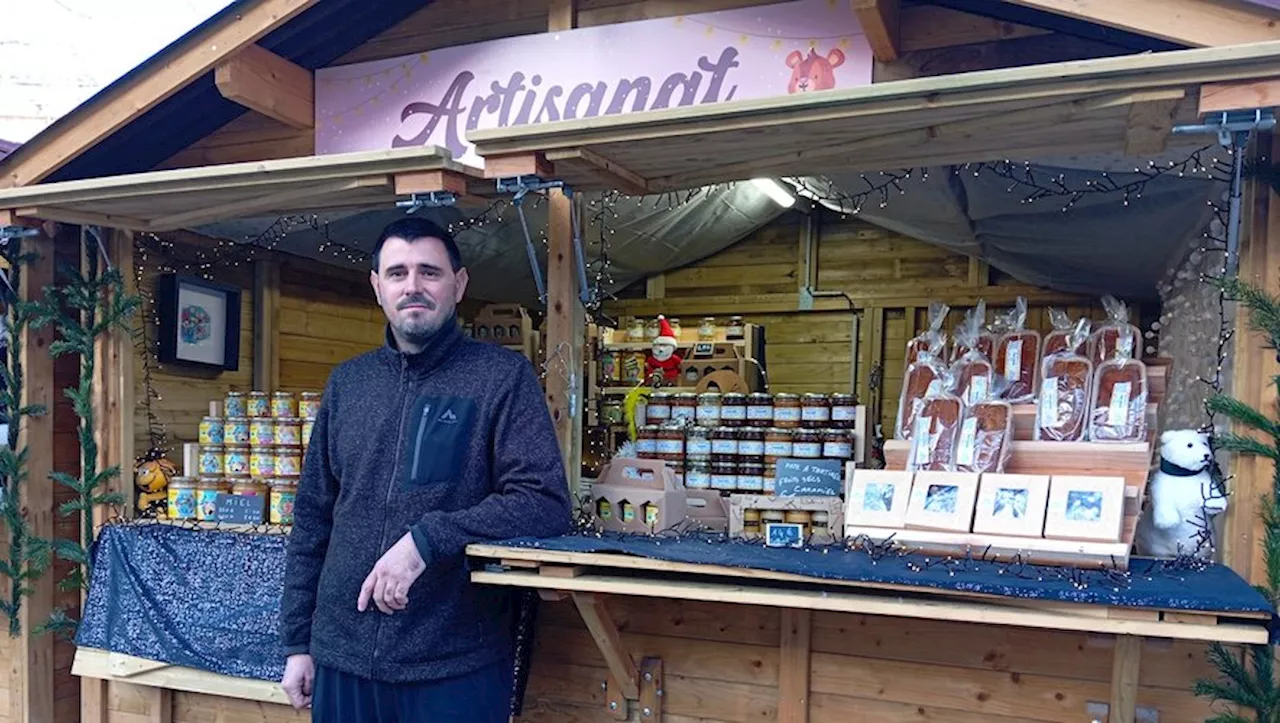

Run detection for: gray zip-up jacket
[[279, 319, 572, 682]]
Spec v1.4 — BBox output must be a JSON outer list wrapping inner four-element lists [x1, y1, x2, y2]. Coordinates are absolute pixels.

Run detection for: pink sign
[[314, 0, 872, 166]]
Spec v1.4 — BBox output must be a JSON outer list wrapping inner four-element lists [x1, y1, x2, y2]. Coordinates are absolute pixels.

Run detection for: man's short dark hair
[[371, 218, 463, 273]]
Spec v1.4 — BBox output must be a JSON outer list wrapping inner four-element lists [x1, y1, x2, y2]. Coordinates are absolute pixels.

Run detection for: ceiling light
[[751, 177, 795, 208]]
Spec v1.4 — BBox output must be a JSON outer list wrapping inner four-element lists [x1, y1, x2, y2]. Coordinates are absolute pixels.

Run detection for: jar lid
[[730, 315, 743, 321], [301, 391, 322, 398], [697, 392, 721, 401], [650, 392, 671, 400], [226, 391, 244, 397], [269, 477, 298, 487], [275, 444, 303, 451], [702, 316, 715, 321], [249, 391, 268, 397], [688, 426, 711, 435], [201, 445, 225, 451], [802, 393, 829, 401], [202, 415, 222, 421], [224, 444, 249, 450], [169, 476, 197, 486], [766, 427, 793, 435], [226, 416, 249, 422], [272, 391, 294, 397], [830, 393, 857, 402], [775, 393, 800, 401], [812, 511, 830, 521], [748, 392, 772, 400], [722, 393, 747, 401], [674, 393, 697, 400]]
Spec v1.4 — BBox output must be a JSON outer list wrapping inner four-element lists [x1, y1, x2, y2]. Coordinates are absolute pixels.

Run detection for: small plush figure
[[1135, 429, 1228, 559], [644, 315, 683, 385], [135, 449, 176, 518]]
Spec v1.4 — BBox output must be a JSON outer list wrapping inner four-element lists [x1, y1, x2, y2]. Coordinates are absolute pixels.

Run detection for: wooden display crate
[[729, 494, 844, 546]]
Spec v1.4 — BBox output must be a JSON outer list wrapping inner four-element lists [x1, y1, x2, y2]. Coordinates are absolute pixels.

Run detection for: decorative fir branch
[[27, 238, 140, 637], [0, 239, 52, 636]]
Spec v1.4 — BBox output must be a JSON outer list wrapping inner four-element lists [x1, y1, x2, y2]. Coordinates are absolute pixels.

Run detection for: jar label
[[802, 407, 831, 421], [299, 400, 322, 420], [764, 441, 793, 456], [721, 405, 746, 420], [711, 474, 737, 490], [794, 442, 821, 458], [832, 406, 856, 421], [224, 398, 246, 417], [748, 405, 772, 420], [823, 442, 852, 458], [687, 439, 712, 457], [636, 439, 657, 454], [696, 407, 720, 423], [199, 421, 224, 445], [671, 407, 696, 421], [774, 407, 801, 422], [685, 471, 711, 488], [647, 404, 671, 419], [168, 488, 197, 520], [737, 474, 763, 491], [739, 440, 764, 456], [763, 476, 776, 492], [655, 439, 683, 455], [711, 440, 738, 455]]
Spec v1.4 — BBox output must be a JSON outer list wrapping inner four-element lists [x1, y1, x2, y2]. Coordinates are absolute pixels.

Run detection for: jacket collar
[[380, 316, 464, 375]]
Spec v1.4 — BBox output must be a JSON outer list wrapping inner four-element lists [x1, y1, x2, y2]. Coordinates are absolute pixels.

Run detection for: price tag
[[1004, 339, 1022, 381], [967, 375, 988, 405], [1039, 377, 1058, 423], [1107, 381, 1132, 425], [955, 417, 978, 466]]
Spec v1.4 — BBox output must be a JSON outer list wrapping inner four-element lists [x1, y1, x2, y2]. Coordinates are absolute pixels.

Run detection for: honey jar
[[275, 417, 302, 447], [695, 393, 721, 427], [275, 446, 303, 477], [742, 508, 761, 537], [711, 427, 738, 463], [627, 318, 645, 341], [726, 316, 745, 340], [167, 477, 197, 520], [830, 393, 858, 429], [246, 392, 270, 418], [224, 445, 250, 476], [685, 426, 712, 462], [792, 430, 822, 459], [720, 393, 747, 427], [621, 499, 636, 523], [270, 478, 298, 525], [198, 446, 224, 477], [670, 393, 697, 423], [196, 477, 229, 520], [654, 424, 684, 458], [198, 416, 224, 445], [302, 419, 315, 448], [762, 510, 785, 529], [738, 462, 764, 491], [764, 428, 794, 460], [822, 429, 852, 459], [710, 461, 738, 491], [249, 417, 275, 447], [299, 392, 323, 420], [773, 394, 802, 428], [642, 502, 660, 528], [224, 392, 246, 418], [225, 416, 250, 445], [249, 447, 275, 478], [698, 317, 717, 340], [232, 479, 268, 523], [737, 428, 765, 463], [747, 393, 773, 427], [801, 393, 831, 428], [646, 393, 672, 423], [685, 459, 711, 489], [811, 511, 831, 536], [635, 425, 658, 458], [785, 510, 812, 537], [271, 391, 297, 418], [596, 498, 613, 520]]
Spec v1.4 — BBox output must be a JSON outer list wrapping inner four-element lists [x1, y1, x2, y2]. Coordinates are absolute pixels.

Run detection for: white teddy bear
[[1135, 429, 1228, 559]]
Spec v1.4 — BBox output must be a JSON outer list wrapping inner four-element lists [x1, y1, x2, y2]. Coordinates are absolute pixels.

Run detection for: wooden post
[[545, 189, 584, 489], [778, 609, 812, 723], [253, 258, 280, 393], [1109, 635, 1142, 723], [12, 224, 56, 723], [1225, 132, 1280, 582]]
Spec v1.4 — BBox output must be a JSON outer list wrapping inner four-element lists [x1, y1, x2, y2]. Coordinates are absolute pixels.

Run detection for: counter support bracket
[[571, 592, 644, 718]]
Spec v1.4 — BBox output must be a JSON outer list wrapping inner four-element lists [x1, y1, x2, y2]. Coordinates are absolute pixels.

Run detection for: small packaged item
[[954, 393, 1014, 474], [1088, 328, 1149, 442], [906, 367, 963, 472], [951, 305, 996, 407], [949, 300, 996, 363], [994, 297, 1040, 403], [1042, 307, 1088, 358], [1036, 318, 1094, 442], [905, 301, 950, 370], [896, 341, 946, 441], [1089, 294, 1142, 367]]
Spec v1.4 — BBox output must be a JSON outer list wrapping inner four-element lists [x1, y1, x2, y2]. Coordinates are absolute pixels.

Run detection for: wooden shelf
[[73, 648, 289, 706]]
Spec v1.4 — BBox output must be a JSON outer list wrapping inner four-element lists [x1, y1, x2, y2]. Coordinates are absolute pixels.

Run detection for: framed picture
[[972, 474, 1051, 537], [1043, 475, 1127, 542], [905, 471, 979, 532], [765, 522, 804, 548], [844, 469, 913, 529], [156, 274, 241, 371]]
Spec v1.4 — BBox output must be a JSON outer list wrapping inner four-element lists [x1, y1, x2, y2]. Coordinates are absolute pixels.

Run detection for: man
[[279, 217, 573, 721]]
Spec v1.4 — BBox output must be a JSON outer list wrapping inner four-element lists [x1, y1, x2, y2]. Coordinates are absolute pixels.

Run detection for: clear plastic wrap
[[1042, 307, 1088, 358], [994, 297, 1041, 403], [1035, 317, 1094, 442], [896, 347, 945, 441], [1089, 294, 1141, 367], [954, 398, 1013, 474], [906, 367, 963, 472], [906, 301, 950, 370], [950, 300, 996, 363], [1088, 328, 1149, 443], [951, 305, 996, 406]]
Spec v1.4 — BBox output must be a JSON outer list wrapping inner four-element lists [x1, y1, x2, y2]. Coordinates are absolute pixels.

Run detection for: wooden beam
[[548, 0, 577, 32], [548, 148, 648, 195], [13, 206, 150, 231], [0, 0, 319, 188], [1123, 95, 1182, 155], [571, 594, 640, 700], [253, 259, 280, 393], [1001, 0, 1280, 48], [148, 177, 386, 230], [215, 43, 314, 129], [645, 274, 665, 300], [899, 4, 1049, 52], [13, 227, 55, 723], [393, 169, 470, 196], [853, 0, 900, 62], [546, 188, 584, 487], [1109, 635, 1142, 723], [482, 153, 554, 180], [1199, 77, 1280, 116], [778, 609, 812, 723]]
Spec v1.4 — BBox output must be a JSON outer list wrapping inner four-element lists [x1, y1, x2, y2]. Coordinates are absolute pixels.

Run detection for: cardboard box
[[472, 303, 531, 344], [685, 489, 730, 532], [729, 494, 845, 545], [591, 458, 686, 534]]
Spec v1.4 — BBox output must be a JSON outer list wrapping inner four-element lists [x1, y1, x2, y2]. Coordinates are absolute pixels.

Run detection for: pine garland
[[0, 238, 52, 636], [1193, 276, 1280, 720], [28, 238, 140, 637]]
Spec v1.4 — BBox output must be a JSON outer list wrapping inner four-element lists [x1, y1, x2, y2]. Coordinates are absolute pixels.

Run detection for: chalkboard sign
[[210, 493, 265, 524], [775, 458, 844, 497]]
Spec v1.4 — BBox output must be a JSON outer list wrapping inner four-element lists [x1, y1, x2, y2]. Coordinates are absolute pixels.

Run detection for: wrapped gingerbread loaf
[[1088, 327, 1148, 442], [896, 344, 946, 441], [1042, 307, 1088, 357], [949, 299, 996, 363], [951, 305, 996, 406], [953, 395, 1013, 474], [905, 301, 950, 370], [1035, 317, 1094, 442], [906, 367, 964, 472], [1089, 294, 1141, 367], [994, 297, 1041, 403]]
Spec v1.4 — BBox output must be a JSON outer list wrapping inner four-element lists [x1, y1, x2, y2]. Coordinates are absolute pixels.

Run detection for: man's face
[[369, 235, 468, 348]]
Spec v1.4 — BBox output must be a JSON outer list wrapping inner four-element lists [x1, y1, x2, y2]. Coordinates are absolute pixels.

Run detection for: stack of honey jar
[[633, 391, 857, 493], [168, 389, 322, 525]]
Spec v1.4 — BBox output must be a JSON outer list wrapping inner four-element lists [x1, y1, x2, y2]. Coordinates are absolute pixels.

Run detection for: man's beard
[[393, 295, 453, 347]]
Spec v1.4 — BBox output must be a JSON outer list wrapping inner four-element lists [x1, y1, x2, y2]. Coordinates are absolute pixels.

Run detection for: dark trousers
[[312, 660, 513, 723]]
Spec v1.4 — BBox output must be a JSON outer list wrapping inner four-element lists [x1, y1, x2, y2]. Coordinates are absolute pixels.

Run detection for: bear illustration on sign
[[785, 48, 846, 93]]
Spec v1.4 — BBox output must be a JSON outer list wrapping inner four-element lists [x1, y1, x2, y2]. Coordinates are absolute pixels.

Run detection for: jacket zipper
[[410, 403, 431, 480], [370, 357, 410, 674]]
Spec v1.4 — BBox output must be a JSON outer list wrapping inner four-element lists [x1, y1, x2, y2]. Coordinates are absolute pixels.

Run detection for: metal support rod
[[85, 225, 114, 271], [515, 197, 548, 304], [568, 189, 591, 306], [1225, 129, 1248, 278]]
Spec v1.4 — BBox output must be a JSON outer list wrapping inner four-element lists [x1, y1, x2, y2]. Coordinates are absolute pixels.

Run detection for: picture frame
[[904, 471, 979, 532], [1043, 475, 1127, 542], [972, 473, 1051, 537], [844, 469, 913, 529], [765, 522, 804, 548], [156, 274, 241, 371]]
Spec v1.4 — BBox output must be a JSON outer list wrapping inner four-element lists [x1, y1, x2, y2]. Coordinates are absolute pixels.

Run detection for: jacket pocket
[[402, 395, 476, 488]]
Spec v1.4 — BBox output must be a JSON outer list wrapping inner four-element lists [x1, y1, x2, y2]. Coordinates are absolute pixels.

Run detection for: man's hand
[[281, 653, 314, 710], [358, 531, 426, 614]]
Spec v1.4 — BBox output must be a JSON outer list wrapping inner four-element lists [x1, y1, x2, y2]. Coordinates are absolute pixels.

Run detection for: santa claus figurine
[[645, 315, 683, 385]]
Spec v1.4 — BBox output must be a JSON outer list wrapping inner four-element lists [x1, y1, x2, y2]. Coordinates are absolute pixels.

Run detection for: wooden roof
[[0, 147, 488, 231], [468, 40, 1280, 194]]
